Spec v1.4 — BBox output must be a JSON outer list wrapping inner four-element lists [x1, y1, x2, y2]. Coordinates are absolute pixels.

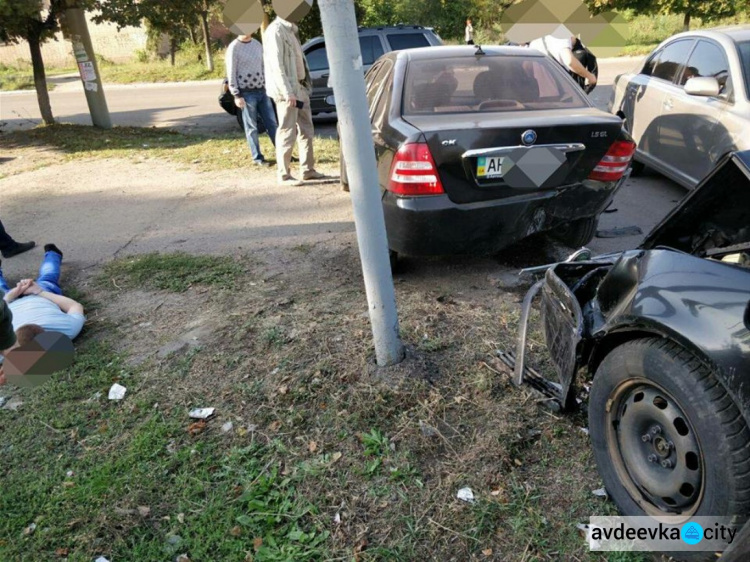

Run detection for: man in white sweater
[[226, 34, 278, 166]]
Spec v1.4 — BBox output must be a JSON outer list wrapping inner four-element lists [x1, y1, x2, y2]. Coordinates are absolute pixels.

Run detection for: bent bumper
[[383, 178, 623, 256]]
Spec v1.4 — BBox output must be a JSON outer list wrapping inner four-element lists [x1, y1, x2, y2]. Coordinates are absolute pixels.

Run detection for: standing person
[[528, 33, 597, 90], [0, 219, 34, 258], [465, 18, 474, 45], [225, 33, 278, 166], [263, 15, 327, 186]]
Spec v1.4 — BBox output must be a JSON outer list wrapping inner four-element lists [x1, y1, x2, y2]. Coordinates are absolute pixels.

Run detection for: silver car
[[610, 26, 750, 189]]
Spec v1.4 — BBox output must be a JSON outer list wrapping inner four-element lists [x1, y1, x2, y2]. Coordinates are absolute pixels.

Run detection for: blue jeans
[[0, 250, 63, 296], [241, 89, 278, 163]]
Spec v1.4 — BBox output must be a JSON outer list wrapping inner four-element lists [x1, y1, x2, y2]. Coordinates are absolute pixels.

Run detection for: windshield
[[736, 41, 750, 99], [403, 55, 589, 115]]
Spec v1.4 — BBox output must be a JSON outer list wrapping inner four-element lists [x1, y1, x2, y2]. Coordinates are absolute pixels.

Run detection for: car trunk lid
[[403, 109, 625, 204], [641, 151, 750, 255]]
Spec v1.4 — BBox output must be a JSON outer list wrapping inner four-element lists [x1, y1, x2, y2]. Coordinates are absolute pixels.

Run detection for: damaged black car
[[511, 151, 750, 526]]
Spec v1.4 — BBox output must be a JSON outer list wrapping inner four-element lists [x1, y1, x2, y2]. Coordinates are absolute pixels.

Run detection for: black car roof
[[389, 45, 545, 61]]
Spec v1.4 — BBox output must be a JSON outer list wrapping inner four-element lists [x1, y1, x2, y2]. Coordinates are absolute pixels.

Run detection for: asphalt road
[[0, 55, 690, 259]]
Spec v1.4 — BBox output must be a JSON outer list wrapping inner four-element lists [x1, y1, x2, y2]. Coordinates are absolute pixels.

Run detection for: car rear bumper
[[383, 178, 623, 255], [310, 90, 335, 115]]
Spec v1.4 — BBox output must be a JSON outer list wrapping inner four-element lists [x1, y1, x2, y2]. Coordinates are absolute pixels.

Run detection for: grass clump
[[102, 252, 244, 292], [1, 124, 340, 175]]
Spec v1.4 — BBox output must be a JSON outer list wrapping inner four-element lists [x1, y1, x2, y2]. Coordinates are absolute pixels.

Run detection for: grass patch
[[0, 249, 651, 561], [0, 63, 76, 92], [96, 55, 224, 85], [1, 124, 341, 175], [101, 252, 244, 292]]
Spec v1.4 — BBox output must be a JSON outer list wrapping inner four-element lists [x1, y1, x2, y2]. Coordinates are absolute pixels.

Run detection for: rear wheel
[[389, 250, 398, 272], [551, 217, 597, 247], [340, 152, 349, 192], [590, 338, 750, 527], [630, 159, 645, 176]]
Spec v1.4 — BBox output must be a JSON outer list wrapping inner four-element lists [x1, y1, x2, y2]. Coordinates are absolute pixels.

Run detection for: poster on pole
[[78, 61, 97, 82]]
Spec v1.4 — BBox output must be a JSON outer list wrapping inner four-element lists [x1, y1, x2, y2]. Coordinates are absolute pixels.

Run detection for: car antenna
[[475, 44, 485, 56]]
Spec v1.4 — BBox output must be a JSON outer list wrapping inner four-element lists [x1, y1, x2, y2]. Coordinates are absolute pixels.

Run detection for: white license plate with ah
[[477, 156, 506, 178]]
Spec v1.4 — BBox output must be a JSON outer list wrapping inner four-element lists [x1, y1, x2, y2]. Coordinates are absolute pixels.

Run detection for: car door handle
[[663, 98, 674, 111]]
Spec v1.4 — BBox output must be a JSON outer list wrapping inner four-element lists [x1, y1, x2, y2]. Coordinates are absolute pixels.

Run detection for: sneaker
[[278, 175, 302, 187], [1, 241, 35, 258], [302, 170, 327, 181], [254, 160, 272, 167], [44, 243, 63, 258]]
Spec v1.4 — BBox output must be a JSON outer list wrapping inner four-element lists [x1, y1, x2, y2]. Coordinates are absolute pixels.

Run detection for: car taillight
[[387, 142, 445, 196], [589, 140, 636, 182]]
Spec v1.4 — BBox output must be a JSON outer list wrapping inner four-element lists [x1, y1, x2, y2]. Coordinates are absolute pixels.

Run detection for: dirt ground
[[1, 146, 651, 560]]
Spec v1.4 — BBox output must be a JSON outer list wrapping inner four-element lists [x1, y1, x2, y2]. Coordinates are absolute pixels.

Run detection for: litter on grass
[[457, 487, 476, 504], [108, 383, 127, 400], [188, 407, 215, 419]]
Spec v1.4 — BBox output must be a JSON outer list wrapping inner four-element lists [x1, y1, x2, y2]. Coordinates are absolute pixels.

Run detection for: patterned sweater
[[225, 38, 266, 96]]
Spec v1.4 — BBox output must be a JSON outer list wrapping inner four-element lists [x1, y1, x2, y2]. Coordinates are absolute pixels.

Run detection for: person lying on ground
[[0, 244, 85, 345]]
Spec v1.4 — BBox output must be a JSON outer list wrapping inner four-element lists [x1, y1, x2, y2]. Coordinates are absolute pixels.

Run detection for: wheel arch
[[587, 326, 750, 427]]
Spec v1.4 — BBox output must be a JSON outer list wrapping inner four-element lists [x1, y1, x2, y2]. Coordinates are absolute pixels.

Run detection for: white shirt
[[529, 35, 574, 68]]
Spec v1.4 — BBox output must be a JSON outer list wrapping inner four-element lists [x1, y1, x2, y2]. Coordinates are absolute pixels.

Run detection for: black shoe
[[1, 241, 35, 258], [44, 243, 63, 258]]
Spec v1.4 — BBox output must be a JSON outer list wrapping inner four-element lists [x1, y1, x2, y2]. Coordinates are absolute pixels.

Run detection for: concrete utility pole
[[317, 0, 405, 366], [59, 1, 111, 128]]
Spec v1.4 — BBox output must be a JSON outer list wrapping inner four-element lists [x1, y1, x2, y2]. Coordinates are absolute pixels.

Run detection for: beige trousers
[[274, 90, 315, 178]]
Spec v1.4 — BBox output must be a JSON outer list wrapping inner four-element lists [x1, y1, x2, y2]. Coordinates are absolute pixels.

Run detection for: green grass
[[96, 55, 224, 85], [0, 253, 653, 561], [0, 62, 76, 92], [101, 252, 244, 292], [1, 124, 341, 175]]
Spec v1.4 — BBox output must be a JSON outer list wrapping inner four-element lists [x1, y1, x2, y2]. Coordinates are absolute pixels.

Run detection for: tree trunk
[[683, 12, 691, 31], [188, 25, 198, 45], [199, 10, 214, 72], [28, 31, 54, 125], [170, 36, 178, 66]]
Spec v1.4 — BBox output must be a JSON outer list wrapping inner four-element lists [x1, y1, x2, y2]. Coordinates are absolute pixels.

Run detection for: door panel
[[658, 40, 731, 185]]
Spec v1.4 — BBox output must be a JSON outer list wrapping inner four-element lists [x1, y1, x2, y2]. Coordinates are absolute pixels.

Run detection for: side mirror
[[685, 76, 720, 97]]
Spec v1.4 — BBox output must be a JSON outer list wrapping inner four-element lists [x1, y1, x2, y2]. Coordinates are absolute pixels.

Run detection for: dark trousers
[[0, 219, 17, 253]]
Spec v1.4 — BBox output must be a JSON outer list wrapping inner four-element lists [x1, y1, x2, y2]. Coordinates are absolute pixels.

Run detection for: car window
[[403, 56, 588, 115], [641, 50, 661, 76], [365, 61, 388, 105], [680, 40, 731, 94], [387, 33, 430, 51], [305, 43, 329, 72], [651, 39, 694, 83], [737, 41, 750, 100], [360, 36, 385, 66], [371, 61, 394, 125]]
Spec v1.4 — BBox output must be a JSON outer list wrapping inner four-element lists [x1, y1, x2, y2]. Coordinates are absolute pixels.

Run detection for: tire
[[389, 250, 398, 272], [589, 338, 750, 527], [551, 217, 597, 247], [340, 152, 349, 192], [630, 159, 645, 176]]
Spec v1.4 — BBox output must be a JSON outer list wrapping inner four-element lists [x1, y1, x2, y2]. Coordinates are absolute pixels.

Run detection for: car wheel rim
[[606, 378, 704, 518]]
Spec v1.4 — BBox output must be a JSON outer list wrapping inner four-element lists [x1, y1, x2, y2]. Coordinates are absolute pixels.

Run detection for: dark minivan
[[302, 25, 442, 115]]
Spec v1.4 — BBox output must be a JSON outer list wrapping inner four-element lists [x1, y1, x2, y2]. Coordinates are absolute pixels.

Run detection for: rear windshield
[[387, 33, 430, 51], [736, 41, 750, 99], [403, 55, 589, 115]]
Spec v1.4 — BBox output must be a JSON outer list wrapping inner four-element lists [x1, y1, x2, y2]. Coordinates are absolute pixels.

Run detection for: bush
[[134, 49, 150, 63]]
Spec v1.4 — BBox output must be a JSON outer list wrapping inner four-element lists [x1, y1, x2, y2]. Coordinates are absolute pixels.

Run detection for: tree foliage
[[588, 0, 746, 29]]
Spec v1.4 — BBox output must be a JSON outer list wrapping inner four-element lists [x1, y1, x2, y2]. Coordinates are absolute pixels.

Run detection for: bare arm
[[23, 281, 84, 316]]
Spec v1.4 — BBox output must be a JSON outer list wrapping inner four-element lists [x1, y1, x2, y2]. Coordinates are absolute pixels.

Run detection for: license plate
[[477, 156, 506, 178]]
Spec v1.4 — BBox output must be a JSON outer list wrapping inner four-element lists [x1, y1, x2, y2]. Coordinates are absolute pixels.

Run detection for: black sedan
[[342, 46, 636, 262], [513, 152, 750, 531]]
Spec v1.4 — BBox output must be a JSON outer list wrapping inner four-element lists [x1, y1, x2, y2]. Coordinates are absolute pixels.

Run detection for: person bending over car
[[0, 244, 85, 345], [528, 33, 597, 90]]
